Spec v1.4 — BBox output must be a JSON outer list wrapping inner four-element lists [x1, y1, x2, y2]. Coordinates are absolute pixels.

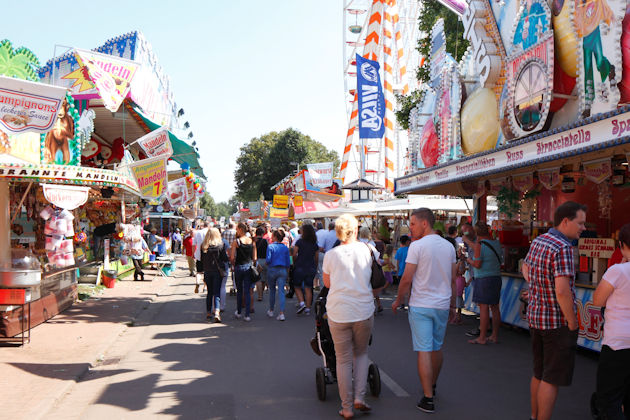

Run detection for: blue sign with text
[[356, 54, 385, 139]]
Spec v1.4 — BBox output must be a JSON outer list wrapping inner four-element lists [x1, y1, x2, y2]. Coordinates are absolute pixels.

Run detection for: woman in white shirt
[[593, 223, 630, 419], [323, 214, 376, 419]]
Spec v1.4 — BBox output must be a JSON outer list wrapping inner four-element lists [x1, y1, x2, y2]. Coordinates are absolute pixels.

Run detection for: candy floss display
[[41, 206, 75, 269], [395, 0, 630, 352]]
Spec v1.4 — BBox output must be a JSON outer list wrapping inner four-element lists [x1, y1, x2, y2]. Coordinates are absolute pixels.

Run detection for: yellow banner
[[269, 207, 289, 218], [130, 157, 168, 199], [273, 195, 289, 209], [293, 195, 303, 207]]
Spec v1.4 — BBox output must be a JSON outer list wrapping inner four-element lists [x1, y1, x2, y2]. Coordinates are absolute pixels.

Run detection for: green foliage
[[395, 90, 424, 130], [0, 40, 40, 81], [417, 1, 469, 85], [199, 192, 238, 220], [394, 1, 469, 129], [234, 128, 340, 201], [496, 186, 520, 219]]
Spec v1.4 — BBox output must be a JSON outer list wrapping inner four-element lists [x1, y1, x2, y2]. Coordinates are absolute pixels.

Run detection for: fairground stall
[[394, 0, 630, 351]]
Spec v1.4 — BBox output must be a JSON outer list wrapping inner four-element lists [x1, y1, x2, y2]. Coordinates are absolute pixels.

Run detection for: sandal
[[353, 401, 372, 412], [338, 409, 354, 419]]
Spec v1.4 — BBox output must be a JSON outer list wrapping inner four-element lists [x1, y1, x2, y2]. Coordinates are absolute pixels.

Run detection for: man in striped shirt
[[522, 201, 586, 420]]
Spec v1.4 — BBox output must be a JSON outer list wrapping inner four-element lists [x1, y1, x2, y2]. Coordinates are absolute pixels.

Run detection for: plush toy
[[106, 137, 125, 165]]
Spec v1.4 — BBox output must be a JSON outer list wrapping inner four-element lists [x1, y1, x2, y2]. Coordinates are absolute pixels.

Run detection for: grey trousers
[[329, 316, 374, 411]]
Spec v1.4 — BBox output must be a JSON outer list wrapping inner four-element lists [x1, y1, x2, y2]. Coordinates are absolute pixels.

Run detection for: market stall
[[394, 0, 630, 351]]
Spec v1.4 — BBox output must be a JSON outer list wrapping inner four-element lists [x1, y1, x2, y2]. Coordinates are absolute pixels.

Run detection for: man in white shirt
[[393, 208, 456, 414], [192, 220, 209, 293]]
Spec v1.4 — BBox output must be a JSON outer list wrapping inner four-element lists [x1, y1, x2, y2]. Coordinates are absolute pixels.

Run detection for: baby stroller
[[310, 287, 381, 401]]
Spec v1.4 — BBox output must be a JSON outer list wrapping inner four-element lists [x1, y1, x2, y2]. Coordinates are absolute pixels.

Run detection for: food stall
[[394, 0, 630, 351]]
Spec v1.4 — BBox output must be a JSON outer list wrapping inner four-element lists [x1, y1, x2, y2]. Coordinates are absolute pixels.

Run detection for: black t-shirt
[[255, 237, 268, 261], [294, 238, 318, 271]]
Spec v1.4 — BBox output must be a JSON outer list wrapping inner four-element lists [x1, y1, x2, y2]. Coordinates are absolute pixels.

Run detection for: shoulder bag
[[211, 249, 227, 278], [365, 243, 386, 289]]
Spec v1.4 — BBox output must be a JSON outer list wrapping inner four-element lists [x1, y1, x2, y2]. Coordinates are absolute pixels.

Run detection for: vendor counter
[[464, 272, 603, 352]]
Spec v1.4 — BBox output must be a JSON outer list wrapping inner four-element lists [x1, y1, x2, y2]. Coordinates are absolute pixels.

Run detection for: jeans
[[328, 316, 374, 411], [267, 266, 288, 312], [256, 259, 267, 283], [203, 270, 222, 313], [234, 263, 252, 316], [220, 265, 228, 310], [132, 258, 144, 281]]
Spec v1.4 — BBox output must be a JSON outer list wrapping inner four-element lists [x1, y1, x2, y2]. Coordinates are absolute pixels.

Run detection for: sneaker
[[466, 328, 480, 337], [277, 313, 286, 321], [304, 308, 310, 315], [297, 304, 306, 314], [417, 396, 435, 413], [214, 311, 221, 323], [244, 316, 252, 322], [234, 311, 242, 319], [267, 310, 274, 318]]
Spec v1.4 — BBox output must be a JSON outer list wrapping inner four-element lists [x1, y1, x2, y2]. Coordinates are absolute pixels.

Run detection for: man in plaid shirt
[[522, 201, 586, 420], [222, 223, 236, 246]]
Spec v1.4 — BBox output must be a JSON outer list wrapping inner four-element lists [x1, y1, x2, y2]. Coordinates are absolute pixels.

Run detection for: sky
[[3, 1, 348, 202]]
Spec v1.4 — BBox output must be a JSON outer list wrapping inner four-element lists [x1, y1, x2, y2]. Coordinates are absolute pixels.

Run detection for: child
[[450, 252, 467, 325], [374, 244, 396, 313]]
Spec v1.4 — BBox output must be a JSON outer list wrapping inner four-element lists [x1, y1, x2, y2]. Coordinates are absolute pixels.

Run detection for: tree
[[198, 192, 238, 220], [234, 128, 340, 201], [198, 192, 217, 218]]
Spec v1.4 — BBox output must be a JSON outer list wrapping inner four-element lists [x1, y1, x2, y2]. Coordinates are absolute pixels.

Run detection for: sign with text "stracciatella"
[[129, 156, 168, 199]]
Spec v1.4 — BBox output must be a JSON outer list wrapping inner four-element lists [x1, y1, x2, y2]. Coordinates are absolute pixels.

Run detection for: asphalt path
[[47, 274, 597, 419]]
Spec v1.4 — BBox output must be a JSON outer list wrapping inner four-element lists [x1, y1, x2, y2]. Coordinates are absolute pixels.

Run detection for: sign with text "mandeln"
[[135, 127, 172, 159], [129, 156, 168, 199]]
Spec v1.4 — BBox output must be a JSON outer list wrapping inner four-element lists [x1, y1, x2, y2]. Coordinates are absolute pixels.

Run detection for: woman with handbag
[[463, 221, 503, 345], [266, 230, 291, 321], [201, 228, 229, 323], [323, 214, 378, 419], [230, 222, 257, 322]]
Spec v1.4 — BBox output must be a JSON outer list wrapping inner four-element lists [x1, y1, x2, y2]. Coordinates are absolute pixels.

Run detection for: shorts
[[531, 326, 578, 386], [384, 271, 394, 284], [292, 266, 316, 288], [472, 275, 502, 305], [196, 260, 204, 273], [408, 306, 449, 352], [456, 296, 464, 309]]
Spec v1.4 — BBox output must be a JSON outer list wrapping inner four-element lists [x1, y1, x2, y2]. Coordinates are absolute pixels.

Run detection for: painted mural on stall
[[406, 0, 630, 172]]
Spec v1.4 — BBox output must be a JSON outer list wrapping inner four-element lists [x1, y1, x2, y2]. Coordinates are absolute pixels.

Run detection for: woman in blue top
[[463, 222, 503, 344], [292, 224, 319, 315], [266, 230, 291, 321]]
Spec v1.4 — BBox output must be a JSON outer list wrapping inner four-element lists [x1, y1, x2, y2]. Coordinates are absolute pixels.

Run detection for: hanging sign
[[269, 207, 289, 218], [538, 167, 561, 190], [578, 238, 616, 259], [293, 195, 303, 207], [356, 54, 385, 139], [135, 127, 172, 159], [166, 177, 188, 207], [71, 49, 139, 112], [273, 195, 289, 209], [306, 162, 334, 188], [249, 201, 262, 217], [0, 76, 67, 134], [583, 158, 612, 184], [129, 156, 168, 199], [512, 172, 534, 192], [42, 184, 90, 210]]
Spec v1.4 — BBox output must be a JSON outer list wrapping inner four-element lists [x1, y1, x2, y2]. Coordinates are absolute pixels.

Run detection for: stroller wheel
[[368, 363, 381, 397], [316, 367, 327, 401]]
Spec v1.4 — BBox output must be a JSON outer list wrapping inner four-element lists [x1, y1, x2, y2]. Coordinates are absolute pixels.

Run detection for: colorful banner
[[0, 76, 67, 134], [293, 195, 303, 207], [538, 167, 560, 190], [135, 127, 172, 159], [129, 157, 168, 199], [249, 201, 262, 217], [304, 171, 343, 196], [70, 49, 139, 112], [356, 54, 385, 139], [306, 162, 334, 188], [512, 172, 534, 192], [270, 207, 289, 218], [42, 184, 90, 210], [167, 177, 188, 207], [583, 158, 611, 184], [273, 195, 289, 209]]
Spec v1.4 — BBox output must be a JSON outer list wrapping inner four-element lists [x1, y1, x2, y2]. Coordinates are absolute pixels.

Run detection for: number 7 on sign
[[153, 181, 162, 196]]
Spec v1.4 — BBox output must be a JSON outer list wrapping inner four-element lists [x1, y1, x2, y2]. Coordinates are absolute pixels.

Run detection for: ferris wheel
[[341, 0, 421, 192]]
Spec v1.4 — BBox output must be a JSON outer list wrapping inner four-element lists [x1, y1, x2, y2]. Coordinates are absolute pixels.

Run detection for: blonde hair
[[359, 226, 372, 240], [335, 214, 358, 243], [202, 228, 223, 252]]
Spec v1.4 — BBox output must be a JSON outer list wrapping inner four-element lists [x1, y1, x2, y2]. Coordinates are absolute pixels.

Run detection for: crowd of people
[[156, 203, 628, 419]]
